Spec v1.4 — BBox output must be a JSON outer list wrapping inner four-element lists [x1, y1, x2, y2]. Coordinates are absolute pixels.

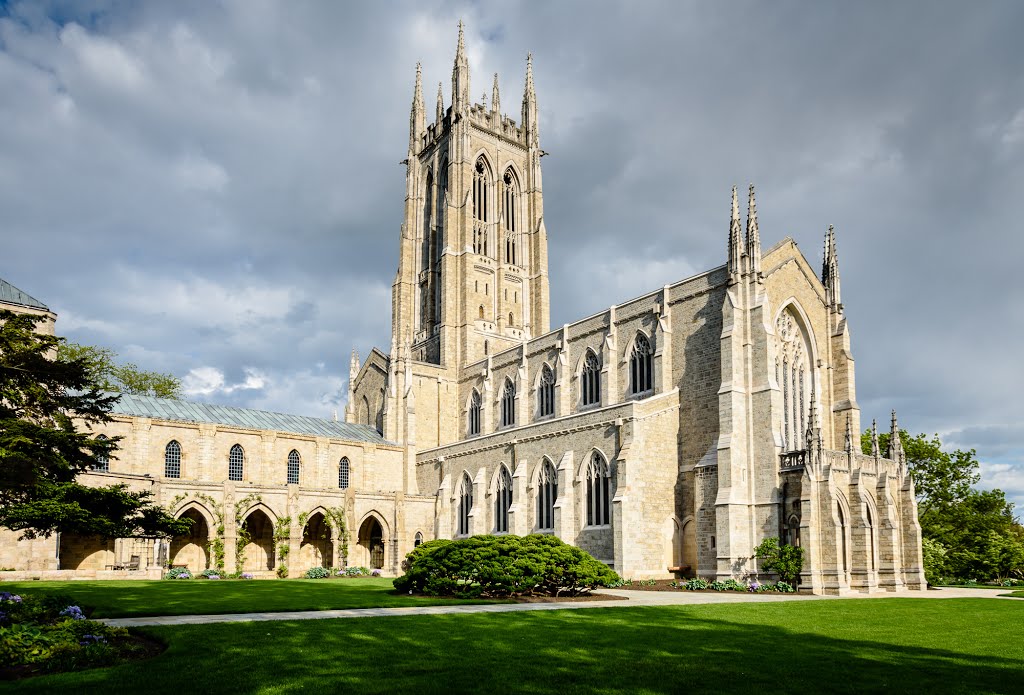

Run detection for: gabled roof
[[0, 277, 49, 310], [109, 392, 390, 444]]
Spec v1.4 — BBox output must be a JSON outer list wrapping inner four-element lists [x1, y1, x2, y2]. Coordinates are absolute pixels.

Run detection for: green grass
[[0, 578, 497, 618], [5, 599, 1023, 694], [1003, 591, 1024, 598]]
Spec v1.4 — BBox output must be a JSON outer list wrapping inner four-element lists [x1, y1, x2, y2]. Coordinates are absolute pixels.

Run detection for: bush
[[0, 592, 142, 675], [338, 566, 373, 577], [276, 565, 288, 579], [683, 578, 710, 590], [199, 569, 221, 580], [393, 534, 620, 598], [304, 566, 331, 579], [774, 581, 796, 593], [753, 537, 804, 585], [164, 567, 191, 580]]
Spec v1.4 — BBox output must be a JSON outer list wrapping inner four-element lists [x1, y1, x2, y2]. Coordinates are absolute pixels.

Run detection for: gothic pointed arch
[[494, 464, 513, 533], [584, 450, 612, 527], [774, 302, 817, 452], [457, 471, 474, 536], [467, 388, 482, 436], [536, 457, 557, 531], [500, 376, 516, 427], [501, 166, 521, 266], [578, 349, 602, 408], [536, 362, 555, 418], [628, 331, 653, 396], [472, 154, 493, 256]]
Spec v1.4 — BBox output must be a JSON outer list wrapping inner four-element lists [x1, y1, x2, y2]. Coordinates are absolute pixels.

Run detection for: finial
[[728, 185, 743, 278], [436, 81, 444, 123], [746, 184, 761, 276], [822, 225, 841, 310], [888, 409, 904, 462], [491, 72, 500, 114], [524, 52, 535, 94], [871, 419, 880, 458], [844, 413, 854, 453]]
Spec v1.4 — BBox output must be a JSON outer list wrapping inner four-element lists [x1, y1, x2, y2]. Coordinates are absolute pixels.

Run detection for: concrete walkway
[[99, 586, 1015, 628]]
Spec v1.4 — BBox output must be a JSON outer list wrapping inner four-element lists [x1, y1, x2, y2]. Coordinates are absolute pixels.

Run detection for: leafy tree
[[57, 341, 181, 399], [753, 536, 804, 585], [0, 310, 189, 539], [863, 427, 1024, 581]]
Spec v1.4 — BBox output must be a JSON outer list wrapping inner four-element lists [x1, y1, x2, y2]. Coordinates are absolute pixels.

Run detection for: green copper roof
[[109, 392, 388, 444], [0, 277, 49, 310]]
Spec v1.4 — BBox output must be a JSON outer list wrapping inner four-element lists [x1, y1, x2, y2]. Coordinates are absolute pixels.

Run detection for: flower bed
[[611, 578, 797, 593], [0, 591, 161, 679]]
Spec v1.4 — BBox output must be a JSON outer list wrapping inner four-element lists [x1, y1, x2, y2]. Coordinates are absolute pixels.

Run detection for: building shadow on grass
[[7, 600, 1024, 694]]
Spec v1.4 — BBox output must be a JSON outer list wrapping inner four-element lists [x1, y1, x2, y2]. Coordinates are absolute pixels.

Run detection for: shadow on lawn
[[8, 599, 1024, 694]]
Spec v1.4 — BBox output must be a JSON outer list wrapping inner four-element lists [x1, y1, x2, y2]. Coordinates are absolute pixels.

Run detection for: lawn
[[0, 578, 497, 618], [5, 598, 1022, 694], [1004, 591, 1024, 598]]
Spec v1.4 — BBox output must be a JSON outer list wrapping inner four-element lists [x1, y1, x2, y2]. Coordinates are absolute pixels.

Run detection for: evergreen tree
[[0, 310, 189, 539]]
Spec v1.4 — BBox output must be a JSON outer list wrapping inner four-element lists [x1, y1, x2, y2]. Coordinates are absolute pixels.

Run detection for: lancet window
[[94, 434, 109, 472], [581, 351, 601, 407], [228, 444, 244, 481], [586, 452, 611, 526], [472, 157, 490, 256], [502, 168, 520, 266], [630, 333, 653, 395], [458, 473, 474, 536], [468, 389, 482, 436], [537, 459, 557, 531], [338, 457, 350, 490], [501, 378, 516, 427], [164, 440, 181, 478], [538, 364, 555, 418], [495, 466, 512, 533], [287, 450, 301, 485]]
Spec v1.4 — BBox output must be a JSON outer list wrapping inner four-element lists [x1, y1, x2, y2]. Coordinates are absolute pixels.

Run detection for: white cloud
[[59, 23, 146, 90], [183, 366, 266, 397], [174, 152, 229, 193]]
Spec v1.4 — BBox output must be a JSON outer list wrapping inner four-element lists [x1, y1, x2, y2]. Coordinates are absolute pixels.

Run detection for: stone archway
[[169, 508, 210, 571], [299, 512, 333, 570], [241, 509, 275, 572], [357, 516, 385, 570]]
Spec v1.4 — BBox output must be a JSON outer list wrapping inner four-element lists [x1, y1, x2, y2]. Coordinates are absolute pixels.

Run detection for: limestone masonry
[[2, 25, 924, 594]]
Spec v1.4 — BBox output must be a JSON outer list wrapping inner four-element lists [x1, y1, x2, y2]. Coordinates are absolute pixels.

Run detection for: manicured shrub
[[683, 578, 710, 590], [753, 537, 804, 585], [393, 534, 620, 598], [304, 566, 331, 579], [199, 569, 221, 580], [164, 567, 191, 580]]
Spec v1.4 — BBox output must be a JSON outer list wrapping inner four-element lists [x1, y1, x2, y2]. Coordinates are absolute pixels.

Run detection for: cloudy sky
[[2, 1, 1022, 509]]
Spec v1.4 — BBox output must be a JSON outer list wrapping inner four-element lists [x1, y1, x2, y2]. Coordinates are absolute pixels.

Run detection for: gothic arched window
[[287, 450, 301, 485], [414, 531, 424, 547], [537, 459, 557, 531], [501, 378, 516, 427], [472, 156, 491, 256], [775, 309, 813, 452], [164, 440, 181, 479], [538, 364, 555, 418], [338, 457, 350, 490], [229, 444, 244, 482], [93, 434, 109, 472], [468, 389, 481, 436], [581, 351, 601, 407], [502, 168, 520, 266], [495, 466, 512, 533], [458, 473, 474, 536], [586, 452, 611, 526], [630, 332, 653, 395]]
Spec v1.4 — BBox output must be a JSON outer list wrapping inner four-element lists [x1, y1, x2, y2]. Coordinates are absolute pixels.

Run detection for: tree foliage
[[57, 341, 181, 399], [862, 427, 1023, 580], [753, 536, 804, 585], [0, 310, 189, 539]]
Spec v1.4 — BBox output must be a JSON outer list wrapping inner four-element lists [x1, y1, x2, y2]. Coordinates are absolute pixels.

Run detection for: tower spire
[[452, 21, 470, 114], [844, 413, 854, 453], [727, 185, 742, 279], [522, 52, 538, 146], [871, 419, 880, 458], [410, 62, 425, 152], [436, 81, 444, 124], [822, 224, 842, 311], [491, 72, 501, 116], [746, 184, 761, 276]]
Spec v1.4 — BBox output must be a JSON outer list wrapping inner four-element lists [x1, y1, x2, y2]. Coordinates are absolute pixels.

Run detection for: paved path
[[99, 586, 1015, 628]]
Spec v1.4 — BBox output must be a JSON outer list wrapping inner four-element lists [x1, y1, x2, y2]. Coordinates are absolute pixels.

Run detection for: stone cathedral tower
[[394, 22, 551, 368]]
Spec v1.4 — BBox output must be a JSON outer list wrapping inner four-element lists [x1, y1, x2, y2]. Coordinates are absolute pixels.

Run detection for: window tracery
[[538, 364, 555, 417], [775, 310, 812, 451], [495, 466, 512, 533], [581, 351, 601, 407], [630, 333, 653, 395]]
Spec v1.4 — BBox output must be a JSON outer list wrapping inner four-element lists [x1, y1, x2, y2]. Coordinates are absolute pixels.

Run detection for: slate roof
[[109, 392, 389, 444], [0, 277, 49, 310]]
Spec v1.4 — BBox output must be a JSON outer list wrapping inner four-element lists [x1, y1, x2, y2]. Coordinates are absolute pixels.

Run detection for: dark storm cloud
[[3, 0, 1022, 508]]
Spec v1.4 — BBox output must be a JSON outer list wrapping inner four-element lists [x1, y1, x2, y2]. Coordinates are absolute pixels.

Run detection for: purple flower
[[60, 605, 86, 620], [79, 634, 106, 646], [240, 572, 254, 580]]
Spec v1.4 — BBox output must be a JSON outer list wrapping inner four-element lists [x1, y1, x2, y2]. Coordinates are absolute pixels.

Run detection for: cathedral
[[1, 25, 925, 595]]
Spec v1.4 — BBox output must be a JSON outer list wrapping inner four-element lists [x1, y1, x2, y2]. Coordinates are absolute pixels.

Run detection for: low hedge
[[393, 534, 619, 598]]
